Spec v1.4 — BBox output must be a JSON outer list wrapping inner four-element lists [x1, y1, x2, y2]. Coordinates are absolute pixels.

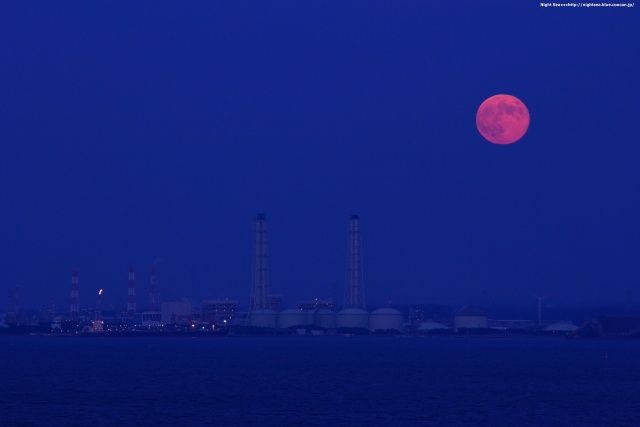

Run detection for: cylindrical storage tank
[[369, 307, 403, 331], [454, 315, 488, 330], [453, 306, 488, 330], [278, 309, 311, 329], [312, 308, 336, 329], [249, 309, 278, 328], [336, 308, 369, 329]]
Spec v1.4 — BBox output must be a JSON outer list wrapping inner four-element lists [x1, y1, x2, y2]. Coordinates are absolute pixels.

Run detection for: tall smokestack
[[345, 215, 365, 310], [70, 268, 79, 320], [127, 265, 136, 314], [250, 213, 269, 312], [149, 261, 159, 311]]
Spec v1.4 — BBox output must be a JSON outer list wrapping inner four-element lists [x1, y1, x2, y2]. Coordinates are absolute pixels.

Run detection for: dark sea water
[[1, 335, 639, 426]]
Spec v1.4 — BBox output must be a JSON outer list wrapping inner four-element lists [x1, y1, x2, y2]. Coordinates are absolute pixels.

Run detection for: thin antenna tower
[[534, 294, 548, 326], [70, 269, 79, 320], [250, 213, 269, 314], [149, 260, 160, 311], [128, 265, 136, 314], [344, 214, 365, 310], [50, 298, 57, 320]]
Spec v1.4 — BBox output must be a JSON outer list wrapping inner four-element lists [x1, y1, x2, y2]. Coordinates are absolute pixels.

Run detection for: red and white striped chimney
[[127, 264, 136, 314], [70, 268, 79, 320]]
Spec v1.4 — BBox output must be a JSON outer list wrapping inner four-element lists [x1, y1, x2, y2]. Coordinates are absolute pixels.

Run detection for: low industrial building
[[161, 301, 193, 325], [417, 321, 448, 331], [570, 315, 640, 338], [544, 322, 578, 332], [134, 311, 162, 327], [202, 299, 237, 326], [489, 319, 535, 330], [268, 294, 283, 312]]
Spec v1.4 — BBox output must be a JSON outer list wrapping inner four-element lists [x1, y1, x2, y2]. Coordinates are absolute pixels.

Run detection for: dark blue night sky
[[1, 1, 638, 311]]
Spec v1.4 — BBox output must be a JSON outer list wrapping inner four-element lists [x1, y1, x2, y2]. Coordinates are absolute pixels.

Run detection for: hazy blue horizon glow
[[1, 2, 638, 312]]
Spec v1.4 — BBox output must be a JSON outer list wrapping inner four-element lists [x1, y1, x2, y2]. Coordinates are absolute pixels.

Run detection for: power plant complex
[[3, 213, 593, 337], [50, 213, 405, 334], [246, 213, 403, 333]]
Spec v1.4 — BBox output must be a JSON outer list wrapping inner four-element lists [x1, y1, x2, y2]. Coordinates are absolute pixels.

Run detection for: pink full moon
[[476, 94, 530, 144]]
